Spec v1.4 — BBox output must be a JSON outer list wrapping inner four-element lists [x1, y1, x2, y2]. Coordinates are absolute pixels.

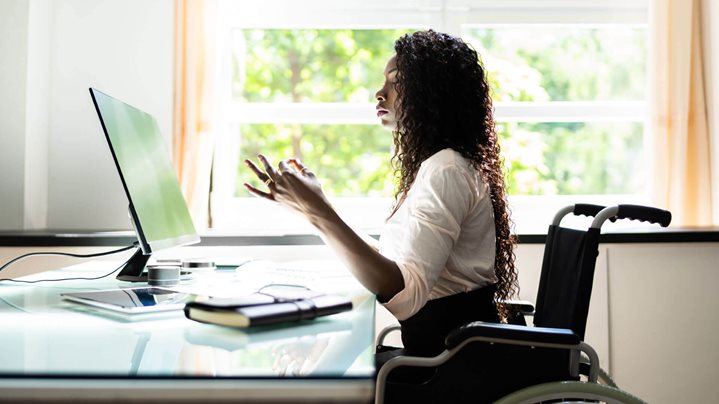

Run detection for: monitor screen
[[90, 88, 200, 280]]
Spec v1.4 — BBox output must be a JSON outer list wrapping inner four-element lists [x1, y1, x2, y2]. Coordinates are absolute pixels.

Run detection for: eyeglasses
[[255, 284, 324, 302]]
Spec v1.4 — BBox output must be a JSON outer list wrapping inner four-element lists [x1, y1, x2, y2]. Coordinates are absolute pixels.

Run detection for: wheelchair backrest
[[533, 225, 601, 340]]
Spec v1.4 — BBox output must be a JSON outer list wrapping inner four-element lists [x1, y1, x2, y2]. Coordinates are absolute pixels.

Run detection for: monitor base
[[116, 249, 151, 282]]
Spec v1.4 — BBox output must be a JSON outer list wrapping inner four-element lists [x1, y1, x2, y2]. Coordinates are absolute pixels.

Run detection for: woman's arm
[[244, 155, 404, 302], [310, 209, 404, 302]]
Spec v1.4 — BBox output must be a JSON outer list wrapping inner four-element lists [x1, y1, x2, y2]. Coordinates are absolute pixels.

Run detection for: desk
[[0, 260, 376, 402]]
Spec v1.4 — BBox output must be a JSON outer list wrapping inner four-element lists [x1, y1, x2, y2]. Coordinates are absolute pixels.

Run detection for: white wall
[[24, 0, 51, 229], [0, 0, 30, 230], [608, 242, 719, 403], [47, 0, 174, 230], [0, 0, 174, 231]]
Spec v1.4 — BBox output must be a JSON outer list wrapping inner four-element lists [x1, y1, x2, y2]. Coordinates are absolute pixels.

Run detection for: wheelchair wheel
[[597, 367, 618, 388], [493, 381, 646, 404]]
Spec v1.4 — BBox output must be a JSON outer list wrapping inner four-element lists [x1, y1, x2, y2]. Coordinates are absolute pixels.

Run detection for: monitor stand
[[115, 249, 193, 282], [116, 248, 151, 282]]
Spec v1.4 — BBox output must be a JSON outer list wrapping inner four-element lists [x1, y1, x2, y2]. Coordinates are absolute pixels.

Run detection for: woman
[[244, 30, 518, 358]]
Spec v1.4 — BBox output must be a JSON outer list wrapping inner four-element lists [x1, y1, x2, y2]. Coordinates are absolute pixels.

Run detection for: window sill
[[3, 227, 719, 248]]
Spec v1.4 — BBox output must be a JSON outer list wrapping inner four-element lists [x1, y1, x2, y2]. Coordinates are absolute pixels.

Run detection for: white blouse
[[379, 148, 497, 321]]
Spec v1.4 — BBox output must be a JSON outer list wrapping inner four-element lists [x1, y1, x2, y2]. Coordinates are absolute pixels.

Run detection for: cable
[[0, 244, 138, 284], [0, 244, 136, 274]]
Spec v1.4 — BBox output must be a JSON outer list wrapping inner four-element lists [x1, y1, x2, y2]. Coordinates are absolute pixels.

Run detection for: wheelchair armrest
[[376, 324, 401, 346], [446, 321, 581, 349], [501, 299, 535, 315]]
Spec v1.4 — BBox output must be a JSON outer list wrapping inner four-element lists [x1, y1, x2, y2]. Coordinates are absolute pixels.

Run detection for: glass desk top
[[0, 260, 376, 402]]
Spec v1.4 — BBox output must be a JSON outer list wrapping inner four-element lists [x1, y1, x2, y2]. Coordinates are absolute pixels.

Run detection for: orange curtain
[[649, 0, 714, 226], [173, 0, 215, 229]]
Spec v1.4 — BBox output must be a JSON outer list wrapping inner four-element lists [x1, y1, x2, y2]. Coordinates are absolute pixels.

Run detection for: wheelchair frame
[[374, 204, 671, 404]]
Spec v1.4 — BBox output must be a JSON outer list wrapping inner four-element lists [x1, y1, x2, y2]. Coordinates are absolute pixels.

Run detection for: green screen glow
[[92, 89, 199, 252]]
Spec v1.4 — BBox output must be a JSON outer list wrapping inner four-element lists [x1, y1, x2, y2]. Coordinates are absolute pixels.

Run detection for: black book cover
[[184, 294, 353, 328]]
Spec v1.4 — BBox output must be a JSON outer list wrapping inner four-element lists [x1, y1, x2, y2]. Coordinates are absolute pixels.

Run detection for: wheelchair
[[375, 204, 671, 404]]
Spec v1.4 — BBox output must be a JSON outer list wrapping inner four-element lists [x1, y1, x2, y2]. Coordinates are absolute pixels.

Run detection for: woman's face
[[375, 55, 400, 131]]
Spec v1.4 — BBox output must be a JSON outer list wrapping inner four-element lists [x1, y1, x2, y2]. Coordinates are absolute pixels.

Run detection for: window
[[210, 0, 649, 234]]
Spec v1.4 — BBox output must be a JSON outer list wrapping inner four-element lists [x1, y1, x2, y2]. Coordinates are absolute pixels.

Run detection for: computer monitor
[[89, 88, 200, 282]]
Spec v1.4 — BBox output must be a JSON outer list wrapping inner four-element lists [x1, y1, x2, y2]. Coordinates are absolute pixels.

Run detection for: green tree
[[233, 26, 647, 197], [234, 29, 406, 196], [466, 26, 647, 195]]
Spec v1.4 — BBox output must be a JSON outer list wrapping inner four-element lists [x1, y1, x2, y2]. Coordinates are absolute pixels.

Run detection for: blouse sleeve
[[382, 164, 474, 320]]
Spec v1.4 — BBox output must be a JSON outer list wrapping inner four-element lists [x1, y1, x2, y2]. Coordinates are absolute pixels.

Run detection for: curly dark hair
[[391, 30, 519, 317]]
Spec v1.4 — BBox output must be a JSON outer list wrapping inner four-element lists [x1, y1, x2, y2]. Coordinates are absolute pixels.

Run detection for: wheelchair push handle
[[591, 204, 672, 229], [573, 204, 609, 219], [553, 204, 616, 225], [615, 204, 672, 227]]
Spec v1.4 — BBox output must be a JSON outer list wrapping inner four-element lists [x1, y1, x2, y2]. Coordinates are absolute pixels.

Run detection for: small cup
[[147, 265, 181, 286]]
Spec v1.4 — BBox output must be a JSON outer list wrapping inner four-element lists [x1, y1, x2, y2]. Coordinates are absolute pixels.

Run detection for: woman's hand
[[245, 155, 404, 302], [244, 155, 333, 222]]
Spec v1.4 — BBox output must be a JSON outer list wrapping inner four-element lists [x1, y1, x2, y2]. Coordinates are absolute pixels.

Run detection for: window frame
[[209, 0, 650, 235]]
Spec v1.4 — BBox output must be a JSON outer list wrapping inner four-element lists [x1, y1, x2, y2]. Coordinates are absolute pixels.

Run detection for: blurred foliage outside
[[232, 27, 647, 197]]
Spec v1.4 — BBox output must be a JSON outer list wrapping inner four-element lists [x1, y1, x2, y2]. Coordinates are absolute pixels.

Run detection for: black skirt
[[376, 283, 500, 374], [398, 283, 499, 357]]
